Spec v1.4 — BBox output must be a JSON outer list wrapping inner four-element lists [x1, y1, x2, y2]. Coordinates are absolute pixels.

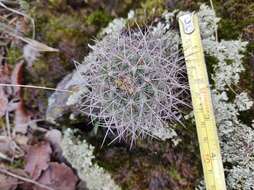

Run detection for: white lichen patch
[[61, 129, 121, 190], [195, 4, 254, 190]]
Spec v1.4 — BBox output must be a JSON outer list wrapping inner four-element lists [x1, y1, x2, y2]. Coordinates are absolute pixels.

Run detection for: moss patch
[[7, 47, 23, 65], [85, 10, 113, 27], [23, 0, 142, 116], [212, 0, 254, 124], [81, 120, 201, 190]]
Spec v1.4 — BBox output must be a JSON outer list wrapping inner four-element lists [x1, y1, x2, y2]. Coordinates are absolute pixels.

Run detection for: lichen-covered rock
[[46, 71, 87, 124]]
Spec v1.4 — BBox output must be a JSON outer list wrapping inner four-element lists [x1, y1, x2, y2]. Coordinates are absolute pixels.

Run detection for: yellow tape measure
[[178, 13, 227, 190]]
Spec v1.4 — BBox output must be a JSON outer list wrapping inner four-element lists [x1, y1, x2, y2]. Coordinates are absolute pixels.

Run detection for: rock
[[46, 70, 87, 124]]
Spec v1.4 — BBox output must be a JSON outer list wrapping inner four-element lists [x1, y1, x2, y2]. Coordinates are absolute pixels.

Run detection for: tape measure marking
[[178, 13, 227, 190]]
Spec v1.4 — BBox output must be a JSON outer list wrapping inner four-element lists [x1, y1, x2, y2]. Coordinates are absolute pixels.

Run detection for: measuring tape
[[178, 13, 227, 190]]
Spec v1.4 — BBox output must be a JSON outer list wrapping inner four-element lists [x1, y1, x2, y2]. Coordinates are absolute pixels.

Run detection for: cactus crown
[[79, 25, 189, 144]]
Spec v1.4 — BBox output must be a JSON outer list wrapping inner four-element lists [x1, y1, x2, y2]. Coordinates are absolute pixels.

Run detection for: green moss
[[19, 0, 30, 11], [218, 19, 240, 39], [10, 159, 25, 169], [30, 59, 53, 84], [85, 119, 201, 190], [205, 54, 218, 87], [7, 47, 23, 65], [0, 118, 4, 129], [237, 43, 254, 124], [85, 10, 113, 28], [218, 18, 254, 40], [48, 0, 66, 7], [29, 3, 86, 46], [39, 14, 86, 46], [128, 0, 165, 27], [214, 0, 254, 40], [168, 168, 183, 181], [140, 0, 165, 14]]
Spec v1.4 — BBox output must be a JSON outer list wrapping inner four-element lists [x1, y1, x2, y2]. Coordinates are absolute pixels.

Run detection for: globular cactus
[[78, 26, 189, 144]]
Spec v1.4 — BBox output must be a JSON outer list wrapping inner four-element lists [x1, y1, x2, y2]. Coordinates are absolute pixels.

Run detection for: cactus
[[78, 25, 189, 144]]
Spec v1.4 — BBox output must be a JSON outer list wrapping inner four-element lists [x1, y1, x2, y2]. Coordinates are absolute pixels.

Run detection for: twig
[[226, 82, 237, 95], [0, 1, 35, 39], [0, 152, 12, 162], [0, 0, 19, 6], [0, 168, 55, 190], [0, 83, 73, 93], [5, 111, 11, 139]]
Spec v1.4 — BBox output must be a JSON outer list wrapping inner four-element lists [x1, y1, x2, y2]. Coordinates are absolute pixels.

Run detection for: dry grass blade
[[0, 0, 35, 39], [0, 168, 55, 190], [22, 38, 59, 52], [0, 84, 73, 93]]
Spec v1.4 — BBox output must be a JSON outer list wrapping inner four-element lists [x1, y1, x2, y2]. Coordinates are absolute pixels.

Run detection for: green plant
[[78, 25, 189, 145]]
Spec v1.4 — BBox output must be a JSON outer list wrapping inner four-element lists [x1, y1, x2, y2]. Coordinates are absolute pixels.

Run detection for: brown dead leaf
[[0, 164, 23, 190], [11, 61, 24, 95], [34, 162, 78, 190], [0, 63, 11, 117], [0, 137, 13, 156], [0, 63, 12, 83], [14, 134, 29, 148], [0, 172, 18, 190], [11, 61, 32, 134], [243, 24, 254, 42], [0, 88, 8, 117], [0, 135, 25, 159], [25, 141, 52, 180], [14, 101, 31, 134]]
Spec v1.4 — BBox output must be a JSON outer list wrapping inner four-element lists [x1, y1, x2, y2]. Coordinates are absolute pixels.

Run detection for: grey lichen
[[61, 129, 121, 190], [195, 4, 254, 190]]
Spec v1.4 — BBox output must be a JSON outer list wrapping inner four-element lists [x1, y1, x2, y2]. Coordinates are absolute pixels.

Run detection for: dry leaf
[[0, 63, 11, 83], [23, 38, 59, 52], [0, 137, 13, 156], [14, 101, 31, 134], [0, 64, 11, 117], [0, 165, 26, 190], [14, 134, 29, 148], [0, 88, 8, 117], [0, 61, 25, 117], [0, 172, 18, 190], [11, 62, 24, 94], [0, 135, 25, 159], [11, 61, 32, 134], [34, 162, 78, 190], [25, 141, 52, 180]]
